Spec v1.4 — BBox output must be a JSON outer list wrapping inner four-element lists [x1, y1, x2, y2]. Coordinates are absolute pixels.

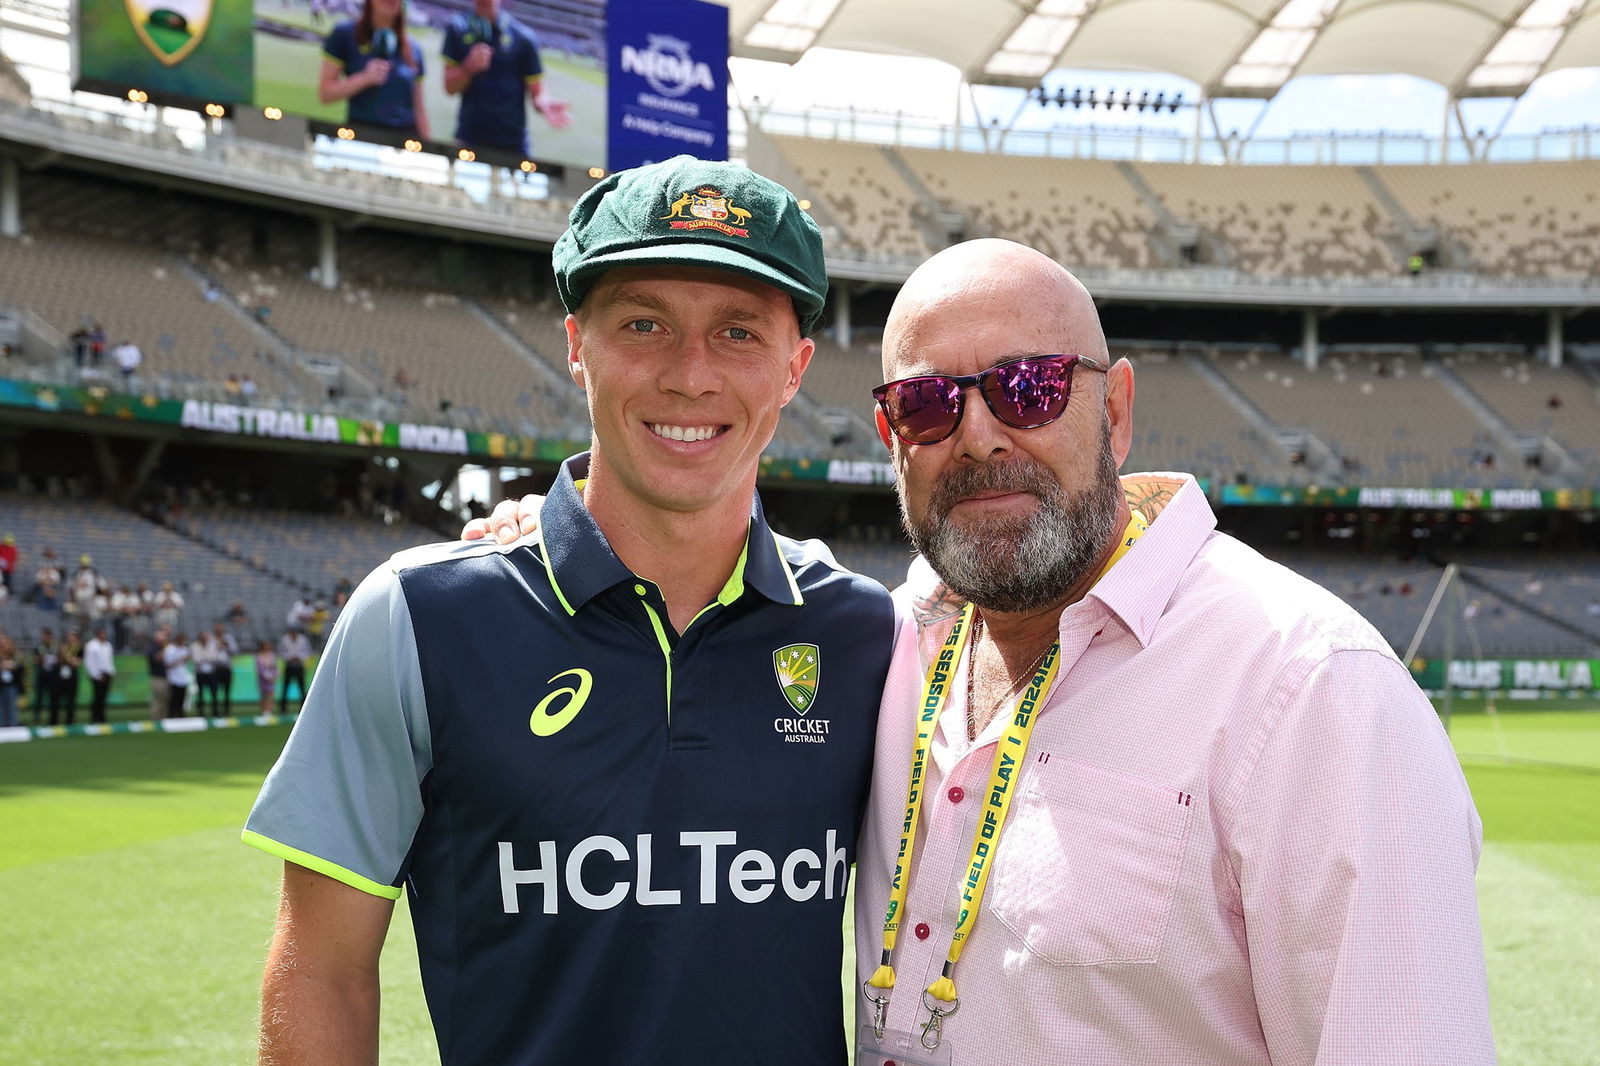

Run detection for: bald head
[[883, 239, 1109, 378]]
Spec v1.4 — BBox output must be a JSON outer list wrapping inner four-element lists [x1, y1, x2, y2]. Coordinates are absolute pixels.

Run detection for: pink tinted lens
[[885, 377, 963, 443], [984, 358, 1073, 427]]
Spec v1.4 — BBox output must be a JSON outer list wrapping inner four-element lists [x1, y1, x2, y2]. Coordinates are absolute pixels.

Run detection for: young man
[[244, 157, 898, 1065]]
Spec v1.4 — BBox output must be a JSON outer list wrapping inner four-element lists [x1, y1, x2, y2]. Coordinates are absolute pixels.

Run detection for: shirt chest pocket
[[988, 758, 1193, 967]]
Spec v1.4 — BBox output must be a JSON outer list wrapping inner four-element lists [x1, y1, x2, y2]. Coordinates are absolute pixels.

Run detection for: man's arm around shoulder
[[260, 862, 395, 1065]]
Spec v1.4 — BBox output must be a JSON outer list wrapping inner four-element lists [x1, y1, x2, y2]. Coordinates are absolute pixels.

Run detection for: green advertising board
[[1408, 657, 1599, 694], [76, 0, 255, 102]]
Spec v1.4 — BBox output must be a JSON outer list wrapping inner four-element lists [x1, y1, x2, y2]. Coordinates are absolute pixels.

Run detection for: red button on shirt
[[948, 786, 965, 804], [914, 922, 931, 940]]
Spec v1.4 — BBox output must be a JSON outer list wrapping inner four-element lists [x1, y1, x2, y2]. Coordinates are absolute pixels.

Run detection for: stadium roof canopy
[[727, 0, 1600, 100]]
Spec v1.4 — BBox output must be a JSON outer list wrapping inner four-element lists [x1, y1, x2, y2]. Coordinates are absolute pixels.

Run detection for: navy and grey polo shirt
[[441, 13, 543, 153], [244, 454, 900, 1065]]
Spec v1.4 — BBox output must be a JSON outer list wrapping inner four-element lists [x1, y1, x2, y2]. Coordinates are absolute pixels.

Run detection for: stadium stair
[[171, 255, 321, 405], [464, 300, 574, 399], [1182, 353, 1338, 479], [1114, 162, 1195, 267], [1428, 359, 1581, 478], [1352, 166, 1435, 272], [1454, 567, 1600, 653], [151, 510, 320, 601]]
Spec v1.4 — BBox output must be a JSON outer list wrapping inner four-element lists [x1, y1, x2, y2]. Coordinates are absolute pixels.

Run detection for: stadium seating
[[0, 228, 295, 401], [203, 257, 568, 435], [1376, 161, 1600, 277], [0, 492, 306, 647], [1267, 548, 1600, 658], [166, 507, 441, 607], [1134, 163, 1398, 276], [1446, 348, 1600, 469], [1211, 349, 1513, 486], [764, 135, 933, 261], [1118, 349, 1279, 483], [898, 148, 1159, 270]]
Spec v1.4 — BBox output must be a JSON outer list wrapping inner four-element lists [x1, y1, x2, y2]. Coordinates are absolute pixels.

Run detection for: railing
[[4, 97, 575, 215], [752, 105, 1600, 166]]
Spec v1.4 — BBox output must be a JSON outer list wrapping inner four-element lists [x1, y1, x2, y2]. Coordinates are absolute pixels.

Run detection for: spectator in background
[[70, 555, 103, 617], [286, 597, 315, 632], [255, 639, 278, 715], [84, 625, 116, 725], [89, 323, 106, 366], [32, 627, 58, 725], [110, 584, 139, 650], [193, 630, 219, 716], [225, 601, 252, 634], [30, 548, 62, 612], [112, 339, 142, 385], [0, 533, 16, 593], [203, 281, 222, 303], [240, 375, 258, 403], [307, 601, 331, 649], [0, 635, 23, 729], [163, 631, 193, 719], [70, 325, 92, 367], [278, 627, 311, 713], [154, 581, 184, 632], [148, 627, 170, 720], [211, 621, 239, 716], [55, 630, 82, 726]]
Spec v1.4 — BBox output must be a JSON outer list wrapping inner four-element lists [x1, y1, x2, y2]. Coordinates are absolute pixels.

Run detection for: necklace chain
[[965, 613, 1054, 741]]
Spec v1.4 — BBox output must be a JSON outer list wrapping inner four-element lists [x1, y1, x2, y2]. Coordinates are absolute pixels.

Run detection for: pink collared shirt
[[856, 473, 1494, 1065]]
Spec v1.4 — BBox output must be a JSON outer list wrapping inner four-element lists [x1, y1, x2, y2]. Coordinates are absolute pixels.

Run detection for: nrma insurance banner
[[606, 0, 727, 171]]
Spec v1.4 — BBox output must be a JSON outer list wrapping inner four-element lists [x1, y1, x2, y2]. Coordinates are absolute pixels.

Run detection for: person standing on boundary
[[84, 624, 116, 725], [244, 156, 899, 1065], [146, 626, 169, 720], [276, 627, 310, 713]]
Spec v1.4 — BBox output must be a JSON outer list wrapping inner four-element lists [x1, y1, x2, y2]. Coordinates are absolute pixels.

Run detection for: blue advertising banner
[[605, 0, 728, 171]]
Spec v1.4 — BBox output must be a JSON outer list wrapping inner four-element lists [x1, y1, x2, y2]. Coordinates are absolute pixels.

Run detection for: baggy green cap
[[552, 155, 828, 336]]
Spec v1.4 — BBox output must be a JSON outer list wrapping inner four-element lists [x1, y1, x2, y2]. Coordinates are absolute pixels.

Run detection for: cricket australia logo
[[772, 644, 829, 744], [127, 0, 212, 66], [659, 185, 754, 238]]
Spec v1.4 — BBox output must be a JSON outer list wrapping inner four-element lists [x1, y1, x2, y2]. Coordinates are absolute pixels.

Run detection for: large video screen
[[74, 0, 726, 171]]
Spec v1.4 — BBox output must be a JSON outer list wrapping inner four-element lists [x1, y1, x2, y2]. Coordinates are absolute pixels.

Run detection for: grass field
[[1, 706, 1595, 1064]]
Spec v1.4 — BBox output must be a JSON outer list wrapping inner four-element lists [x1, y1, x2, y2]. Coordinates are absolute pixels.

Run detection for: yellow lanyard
[[864, 511, 1148, 1047]]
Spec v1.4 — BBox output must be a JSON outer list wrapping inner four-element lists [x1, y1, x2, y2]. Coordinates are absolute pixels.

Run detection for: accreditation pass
[[857, 1026, 955, 1066]]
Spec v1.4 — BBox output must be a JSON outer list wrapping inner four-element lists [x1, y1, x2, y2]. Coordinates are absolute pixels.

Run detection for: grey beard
[[901, 424, 1121, 614]]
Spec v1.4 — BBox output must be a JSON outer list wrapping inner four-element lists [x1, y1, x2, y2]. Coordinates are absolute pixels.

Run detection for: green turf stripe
[[2, 714, 299, 744], [241, 830, 404, 900]]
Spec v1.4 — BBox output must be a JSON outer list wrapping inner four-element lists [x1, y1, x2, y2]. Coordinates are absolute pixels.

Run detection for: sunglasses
[[872, 354, 1109, 445]]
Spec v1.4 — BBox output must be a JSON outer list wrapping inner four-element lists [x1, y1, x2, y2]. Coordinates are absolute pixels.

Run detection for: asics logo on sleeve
[[529, 668, 593, 736]]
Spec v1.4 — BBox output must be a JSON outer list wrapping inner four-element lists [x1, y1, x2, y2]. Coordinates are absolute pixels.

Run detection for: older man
[[853, 239, 1492, 1064], [245, 157, 897, 1065]]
